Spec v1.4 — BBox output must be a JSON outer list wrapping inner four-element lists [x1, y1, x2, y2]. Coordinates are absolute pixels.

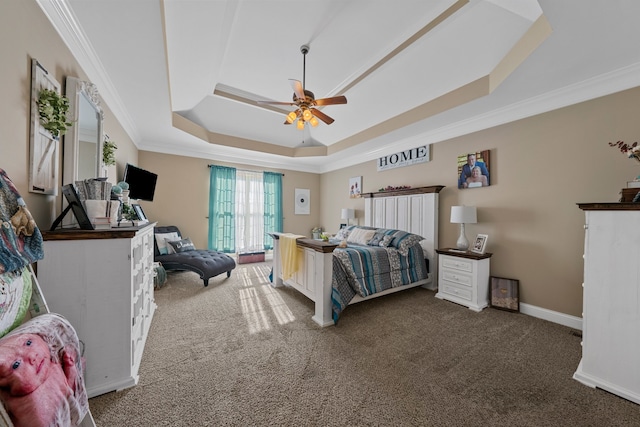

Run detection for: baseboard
[[519, 302, 582, 331]]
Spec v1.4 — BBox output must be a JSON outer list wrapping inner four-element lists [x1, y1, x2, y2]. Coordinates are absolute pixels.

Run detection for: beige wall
[[321, 87, 640, 317], [0, 1, 137, 229], [137, 151, 321, 250], [4, 1, 640, 320]]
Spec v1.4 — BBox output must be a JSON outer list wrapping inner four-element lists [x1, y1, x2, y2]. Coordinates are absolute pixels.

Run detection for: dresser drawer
[[441, 269, 473, 287], [440, 281, 473, 302], [442, 256, 474, 273]]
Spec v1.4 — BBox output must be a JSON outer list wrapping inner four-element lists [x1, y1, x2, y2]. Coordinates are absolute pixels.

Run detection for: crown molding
[[36, 0, 140, 143]]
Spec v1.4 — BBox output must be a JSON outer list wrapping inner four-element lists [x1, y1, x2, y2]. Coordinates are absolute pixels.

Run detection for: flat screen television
[[123, 163, 158, 202]]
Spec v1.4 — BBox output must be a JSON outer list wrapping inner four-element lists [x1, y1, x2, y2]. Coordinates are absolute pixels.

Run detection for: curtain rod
[[207, 164, 284, 176]]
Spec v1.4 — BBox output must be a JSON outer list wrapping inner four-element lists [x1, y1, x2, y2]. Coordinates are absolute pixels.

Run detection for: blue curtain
[[263, 172, 283, 250], [208, 165, 236, 253]]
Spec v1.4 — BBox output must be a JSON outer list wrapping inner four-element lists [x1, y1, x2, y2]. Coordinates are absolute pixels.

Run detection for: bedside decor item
[[450, 205, 477, 250], [341, 208, 355, 227], [471, 234, 488, 254], [490, 276, 519, 312]]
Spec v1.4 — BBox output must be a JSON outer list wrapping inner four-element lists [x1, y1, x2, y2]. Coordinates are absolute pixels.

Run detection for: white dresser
[[573, 203, 640, 405], [435, 248, 492, 311], [38, 223, 157, 398]]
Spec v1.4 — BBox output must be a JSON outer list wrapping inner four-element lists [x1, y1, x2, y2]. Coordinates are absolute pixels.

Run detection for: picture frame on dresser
[[471, 234, 488, 254], [490, 276, 519, 312], [132, 203, 147, 221]]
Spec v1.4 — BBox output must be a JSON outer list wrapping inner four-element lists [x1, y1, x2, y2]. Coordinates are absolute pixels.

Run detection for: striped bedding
[[330, 242, 428, 322]]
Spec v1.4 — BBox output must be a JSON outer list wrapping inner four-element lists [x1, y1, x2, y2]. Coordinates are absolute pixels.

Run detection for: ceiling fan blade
[[257, 100, 295, 106], [289, 79, 306, 101], [314, 95, 347, 106], [310, 108, 335, 125]]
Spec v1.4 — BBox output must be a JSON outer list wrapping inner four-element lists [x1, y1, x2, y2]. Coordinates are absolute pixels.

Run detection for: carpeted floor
[[88, 263, 640, 426]]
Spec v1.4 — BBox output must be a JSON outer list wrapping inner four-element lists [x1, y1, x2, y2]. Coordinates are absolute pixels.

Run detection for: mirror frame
[[63, 76, 104, 186]]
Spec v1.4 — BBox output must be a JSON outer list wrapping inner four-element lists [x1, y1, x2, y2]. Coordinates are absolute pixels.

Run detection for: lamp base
[[456, 224, 470, 251]]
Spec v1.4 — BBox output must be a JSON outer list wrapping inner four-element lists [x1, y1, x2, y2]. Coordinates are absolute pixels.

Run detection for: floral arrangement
[[378, 185, 412, 192], [312, 227, 322, 234], [609, 140, 640, 162]]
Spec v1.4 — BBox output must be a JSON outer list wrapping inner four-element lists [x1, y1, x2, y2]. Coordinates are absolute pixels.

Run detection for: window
[[208, 166, 282, 253]]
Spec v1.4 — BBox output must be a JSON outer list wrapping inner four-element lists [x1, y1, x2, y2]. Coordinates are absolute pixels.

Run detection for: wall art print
[[349, 176, 362, 198], [294, 188, 310, 215]]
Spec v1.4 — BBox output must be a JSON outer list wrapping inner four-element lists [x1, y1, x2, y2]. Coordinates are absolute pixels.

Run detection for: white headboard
[[363, 186, 443, 288]]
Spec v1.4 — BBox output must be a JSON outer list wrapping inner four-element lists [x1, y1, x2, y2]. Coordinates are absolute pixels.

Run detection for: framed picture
[[349, 176, 362, 198], [490, 277, 520, 312], [457, 150, 491, 189], [50, 184, 94, 230], [132, 204, 147, 221], [294, 188, 310, 215], [471, 234, 488, 254]]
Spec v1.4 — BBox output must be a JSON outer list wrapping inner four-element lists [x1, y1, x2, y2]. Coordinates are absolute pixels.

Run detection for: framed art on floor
[[490, 276, 519, 312]]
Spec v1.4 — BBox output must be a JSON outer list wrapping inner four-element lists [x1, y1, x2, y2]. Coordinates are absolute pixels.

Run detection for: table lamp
[[341, 208, 355, 227], [450, 205, 477, 250]]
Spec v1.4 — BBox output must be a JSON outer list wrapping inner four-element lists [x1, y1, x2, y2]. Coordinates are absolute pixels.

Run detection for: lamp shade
[[341, 208, 355, 220], [450, 206, 477, 224]]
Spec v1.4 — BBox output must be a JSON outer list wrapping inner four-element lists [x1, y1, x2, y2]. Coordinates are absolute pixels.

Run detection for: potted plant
[[103, 139, 117, 166], [36, 88, 72, 139], [312, 227, 322, 239]]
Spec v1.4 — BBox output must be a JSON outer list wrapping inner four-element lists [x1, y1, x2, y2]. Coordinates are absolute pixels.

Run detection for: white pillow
[[419, 239, 431, 257], [347, 228, 376, 245], [156, 232, 180, 255]]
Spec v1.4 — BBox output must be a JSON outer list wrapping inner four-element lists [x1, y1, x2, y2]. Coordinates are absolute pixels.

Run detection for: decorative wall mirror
[[63, 76, 104, 186]]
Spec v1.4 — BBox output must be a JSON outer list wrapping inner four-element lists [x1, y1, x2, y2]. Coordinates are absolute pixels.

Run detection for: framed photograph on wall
[[490, 276, 520, 312], [457, 150, 491, 189], [349, 176, 362, 198], [471, 234, 488, 254]]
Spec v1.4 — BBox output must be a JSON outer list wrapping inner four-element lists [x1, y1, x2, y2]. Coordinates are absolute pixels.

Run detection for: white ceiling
[[38, 0, 640, 173]]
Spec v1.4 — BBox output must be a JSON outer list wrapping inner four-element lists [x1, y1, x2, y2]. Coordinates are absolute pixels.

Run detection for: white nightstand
[[435, 248, 492, 312]]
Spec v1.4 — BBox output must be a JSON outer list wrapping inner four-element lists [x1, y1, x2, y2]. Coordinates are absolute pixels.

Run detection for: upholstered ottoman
[[154, 226, 236, 287]]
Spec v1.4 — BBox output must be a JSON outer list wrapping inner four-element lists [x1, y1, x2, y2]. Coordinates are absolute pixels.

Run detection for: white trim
[[519, 302, 582, 331], [36, 0, 139, 143]]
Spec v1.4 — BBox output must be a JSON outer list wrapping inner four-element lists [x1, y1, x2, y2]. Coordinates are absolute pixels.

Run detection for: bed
[[269, 185, 443, 326]]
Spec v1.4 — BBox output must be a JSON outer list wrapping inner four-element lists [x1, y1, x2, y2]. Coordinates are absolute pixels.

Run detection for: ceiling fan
[[258, 45, 347, 130]]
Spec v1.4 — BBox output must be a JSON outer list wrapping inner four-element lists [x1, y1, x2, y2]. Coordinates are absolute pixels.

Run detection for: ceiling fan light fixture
[[260, 44, 347, 129], [286, 111, 297, 124]]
